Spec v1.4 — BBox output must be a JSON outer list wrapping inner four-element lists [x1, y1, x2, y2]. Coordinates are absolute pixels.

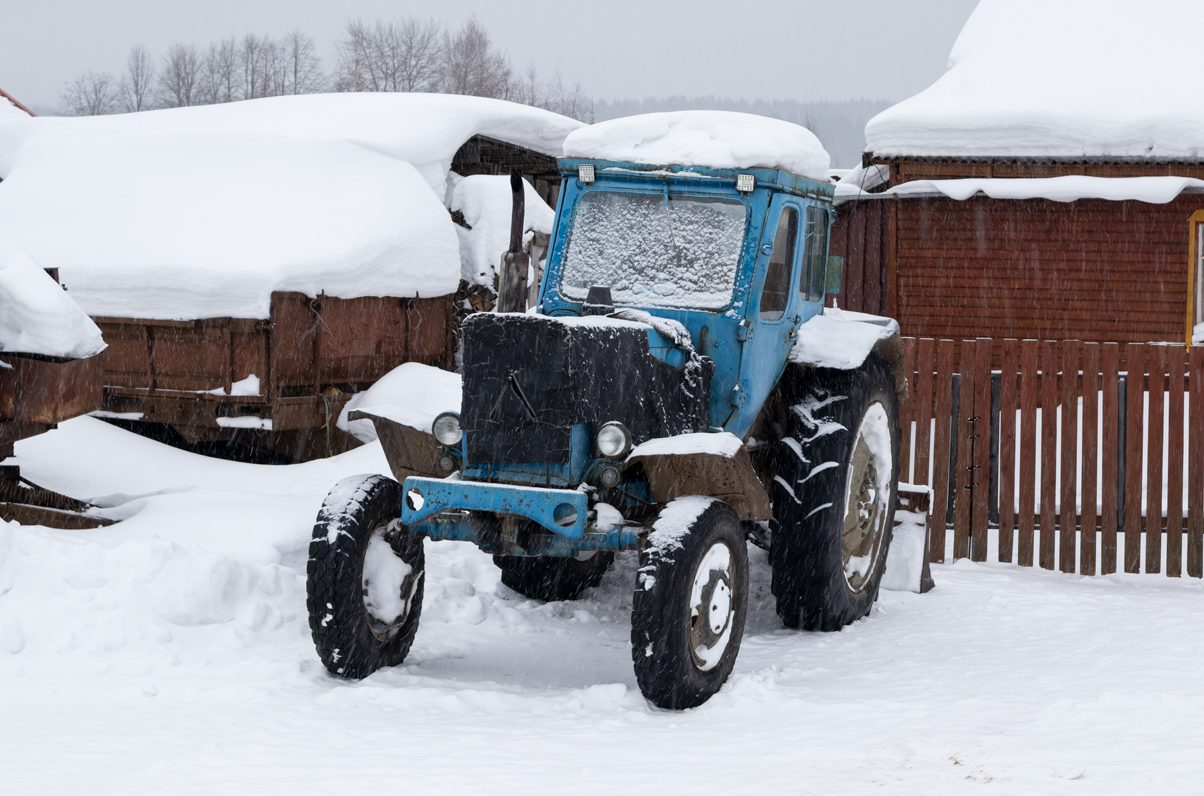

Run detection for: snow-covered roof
[[865, 0, 1204, 161], [0, 252, 105, 359], [834, 175, 1204, 205], [0, 94, 582, 320], [563, 111, 830, 182]]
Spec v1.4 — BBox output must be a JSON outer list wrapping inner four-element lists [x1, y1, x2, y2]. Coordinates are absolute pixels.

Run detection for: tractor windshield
[[559, 189, 747, 310]]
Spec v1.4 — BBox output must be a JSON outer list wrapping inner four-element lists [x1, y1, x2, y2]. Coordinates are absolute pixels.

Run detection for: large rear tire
[[307, 474, 425, 679], [493, 552, 615, 602], [769, 355, 900, 631], [631, 498, 748, 710]]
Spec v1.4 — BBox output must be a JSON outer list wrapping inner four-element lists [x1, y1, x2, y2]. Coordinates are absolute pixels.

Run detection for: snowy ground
[[3, 418, 1203, 794]]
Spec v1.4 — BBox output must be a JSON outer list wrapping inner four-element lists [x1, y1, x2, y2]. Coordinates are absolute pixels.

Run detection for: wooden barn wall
[[895, 195, 1201, 345], [829, 199, 891, 316], [833, 193, 1202, 347]]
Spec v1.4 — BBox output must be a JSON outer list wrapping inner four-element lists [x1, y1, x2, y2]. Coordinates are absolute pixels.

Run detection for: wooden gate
[[901, 338, 1204, 577]]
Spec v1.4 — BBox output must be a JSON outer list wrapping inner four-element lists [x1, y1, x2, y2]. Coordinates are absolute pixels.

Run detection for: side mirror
[[826, 256, 843, 295]]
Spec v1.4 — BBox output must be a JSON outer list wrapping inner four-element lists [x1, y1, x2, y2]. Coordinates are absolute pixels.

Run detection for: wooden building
[[830, 1, 1204, 352], [0, 95, 580, 461]]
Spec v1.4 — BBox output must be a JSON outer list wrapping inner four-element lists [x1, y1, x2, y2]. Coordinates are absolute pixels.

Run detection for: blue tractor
[[306, 127, 907, 709]]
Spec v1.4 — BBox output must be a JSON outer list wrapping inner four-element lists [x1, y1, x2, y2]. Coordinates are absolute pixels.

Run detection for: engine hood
[[461, 313, 711, 465]]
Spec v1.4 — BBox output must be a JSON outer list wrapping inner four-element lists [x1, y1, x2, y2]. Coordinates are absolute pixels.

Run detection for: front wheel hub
[[688, 541, 736, 671]]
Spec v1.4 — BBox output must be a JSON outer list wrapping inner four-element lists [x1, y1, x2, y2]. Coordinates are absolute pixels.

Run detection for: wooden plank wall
[[833, 193, 1203, 347], [901, 336, 1204, 577], [829, 199, 891, 317]]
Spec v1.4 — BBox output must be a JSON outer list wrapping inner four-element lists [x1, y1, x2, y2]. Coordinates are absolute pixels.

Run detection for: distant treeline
[[594, 97, 893, 169], [58, 16, 592, 122], [56, 16, 889, 164]]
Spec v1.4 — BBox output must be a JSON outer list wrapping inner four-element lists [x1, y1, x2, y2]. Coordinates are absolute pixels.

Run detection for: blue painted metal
[[410, 508, 641, 556], [539, 158, 836, 438], [402, 475, 591, 539]]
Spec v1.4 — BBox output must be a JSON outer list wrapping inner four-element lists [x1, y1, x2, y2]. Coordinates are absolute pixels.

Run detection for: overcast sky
[[2, 0, 980, 111]]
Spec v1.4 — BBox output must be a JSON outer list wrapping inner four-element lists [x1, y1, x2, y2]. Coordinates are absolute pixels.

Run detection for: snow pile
[[338, 362, 462, 443], [1194, 323, 1204, 346], [789, 307, 899, 370], [0, 94, 582, 321], [0, 252, 105, 358], [866, 0, 1204, 159], [834, 163, 889, 194], [449, 174, 554, 287], [629, 432, 743, 459], [836, 175, 1204, 205], [564, 111, 830, 182]]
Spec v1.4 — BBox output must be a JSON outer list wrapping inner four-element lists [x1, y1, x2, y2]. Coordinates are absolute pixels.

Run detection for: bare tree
[[280, 30, 325, 94], [119, 45, 156, 112], [240, 34, 271, 100], [440, 16, 513, 99], [198, 38, 239, 104], [516, 65, 594, 123], [61, 71, 120, 115], [157, 43, 202, 107], [333, 19, 372, 92], [391, 17, 442, 92], [334, 17, 442, 93]]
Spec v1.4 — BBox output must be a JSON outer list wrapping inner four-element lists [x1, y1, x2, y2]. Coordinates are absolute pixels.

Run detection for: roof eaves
[[0, 88, 36, 117]]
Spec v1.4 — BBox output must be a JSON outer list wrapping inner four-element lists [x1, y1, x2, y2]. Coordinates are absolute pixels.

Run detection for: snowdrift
[[865, 0, 1204, 160], [0, 94, 583, 321]]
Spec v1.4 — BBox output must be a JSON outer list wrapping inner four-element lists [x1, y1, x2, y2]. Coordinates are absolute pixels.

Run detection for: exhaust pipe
[[497, 170, 530, 314]]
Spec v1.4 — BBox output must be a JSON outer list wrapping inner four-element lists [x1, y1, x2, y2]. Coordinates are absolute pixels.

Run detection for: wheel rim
[[361, 521, 420, 641], [688, 541, 736, 672], [841, 402, 893, 593]]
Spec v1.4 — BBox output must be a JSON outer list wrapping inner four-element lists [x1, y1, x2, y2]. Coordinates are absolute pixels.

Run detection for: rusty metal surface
[[629, 447, 772, 522], [351, 411, 442, 481], [94, 291, 456, 456], [0, 466, 114, 529], [0, 352, 104, 425]]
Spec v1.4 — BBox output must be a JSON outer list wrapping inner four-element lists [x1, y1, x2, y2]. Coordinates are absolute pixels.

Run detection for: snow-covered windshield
[[559, 190, 746, 309]]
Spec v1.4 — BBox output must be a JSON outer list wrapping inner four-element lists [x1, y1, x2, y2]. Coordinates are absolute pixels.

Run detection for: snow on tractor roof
[[865, 0, 1204, 160], [0, 94, 583, 321], [563, 111, 830, 182]]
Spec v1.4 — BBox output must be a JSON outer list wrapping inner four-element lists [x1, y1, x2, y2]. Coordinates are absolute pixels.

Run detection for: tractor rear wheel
[[307, 474, 425, 679], [493, 552, 614, 602], [769, 355, 900, 631]]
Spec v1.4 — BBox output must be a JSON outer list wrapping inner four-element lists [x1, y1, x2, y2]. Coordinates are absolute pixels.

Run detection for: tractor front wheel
[[307, 474, 425, 679], [631, 498, 748, 710]]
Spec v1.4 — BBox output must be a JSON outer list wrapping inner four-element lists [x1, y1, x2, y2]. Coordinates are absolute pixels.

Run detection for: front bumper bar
[[401, 476, 590, 538]]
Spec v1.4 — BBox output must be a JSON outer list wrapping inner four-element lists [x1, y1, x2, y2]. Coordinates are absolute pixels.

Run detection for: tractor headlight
[[596, 421, 632, 459], [432, 412, 462, 446]]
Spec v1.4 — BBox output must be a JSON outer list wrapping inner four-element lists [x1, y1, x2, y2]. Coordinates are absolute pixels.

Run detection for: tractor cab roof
[[556, 157, 835, 202], [561, 110, 831, 188]]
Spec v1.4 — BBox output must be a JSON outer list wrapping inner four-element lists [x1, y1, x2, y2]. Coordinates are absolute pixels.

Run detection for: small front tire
[[307, 474, 425, 679], [631, 498, 748, 710]]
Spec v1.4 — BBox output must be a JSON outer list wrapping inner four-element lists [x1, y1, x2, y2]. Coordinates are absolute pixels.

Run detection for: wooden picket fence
[[901, 338, 1204, 577]]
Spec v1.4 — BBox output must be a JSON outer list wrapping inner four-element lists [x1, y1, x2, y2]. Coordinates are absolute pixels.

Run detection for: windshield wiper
[[662, 184, 678, 248]]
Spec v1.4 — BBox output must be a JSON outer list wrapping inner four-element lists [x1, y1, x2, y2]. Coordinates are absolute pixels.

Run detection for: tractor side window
[[758, 207, 798, 321], [802, 207, 830, 302]]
